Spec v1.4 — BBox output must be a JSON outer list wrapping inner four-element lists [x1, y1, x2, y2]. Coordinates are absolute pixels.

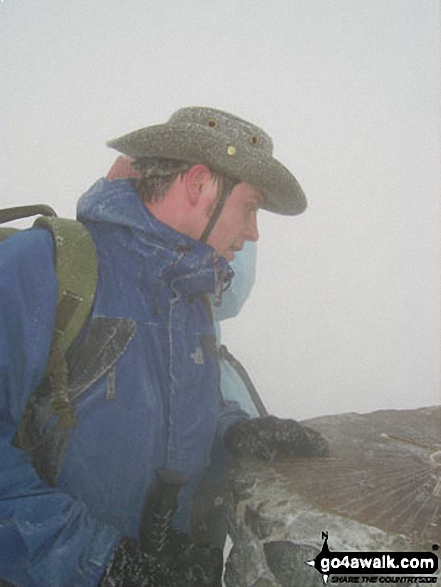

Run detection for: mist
[[1, 0, 439, 420]]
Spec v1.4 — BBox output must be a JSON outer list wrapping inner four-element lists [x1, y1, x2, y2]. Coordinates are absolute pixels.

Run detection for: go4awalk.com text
[[320, 553, 437, 575], [306, 533, 439, 584]]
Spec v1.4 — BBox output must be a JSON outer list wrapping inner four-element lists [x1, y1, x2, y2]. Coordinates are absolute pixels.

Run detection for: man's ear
[[185, 164, 213, 206]]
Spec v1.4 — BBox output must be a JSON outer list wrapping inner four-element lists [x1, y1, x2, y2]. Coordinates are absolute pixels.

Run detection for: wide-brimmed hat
[[106, 107, 307, 215]]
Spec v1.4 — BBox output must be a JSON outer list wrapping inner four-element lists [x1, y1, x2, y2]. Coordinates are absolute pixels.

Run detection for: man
[[0, 107, 327, 587], [106, 154, 261, 418]]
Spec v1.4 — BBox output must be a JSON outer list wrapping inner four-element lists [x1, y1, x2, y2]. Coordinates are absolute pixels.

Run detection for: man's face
[[205, 182, 263, 261]]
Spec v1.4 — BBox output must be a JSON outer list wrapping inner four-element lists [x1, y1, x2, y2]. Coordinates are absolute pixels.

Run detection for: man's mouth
[[229, 247, 242, 259]]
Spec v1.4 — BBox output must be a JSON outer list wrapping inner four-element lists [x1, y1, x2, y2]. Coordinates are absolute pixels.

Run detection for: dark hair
[[132, 157, 238, 204]]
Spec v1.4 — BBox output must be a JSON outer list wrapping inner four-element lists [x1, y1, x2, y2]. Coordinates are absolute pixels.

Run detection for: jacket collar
[[77, 179, 233, 302]]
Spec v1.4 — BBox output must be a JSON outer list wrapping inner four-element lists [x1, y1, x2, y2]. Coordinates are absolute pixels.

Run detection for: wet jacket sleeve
[[0, 228, 121, 587]]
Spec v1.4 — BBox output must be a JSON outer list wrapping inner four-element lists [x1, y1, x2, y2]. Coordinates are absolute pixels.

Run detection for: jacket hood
[[78, 178, 171, 235], [77, 179, 234, 301]]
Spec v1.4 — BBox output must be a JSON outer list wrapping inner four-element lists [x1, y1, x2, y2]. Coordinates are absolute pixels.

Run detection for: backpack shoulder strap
[[2, 209, 99, 472], [32, 216, 98, 429], [33, 216, 98, 358], [1, 210, 98, 359], [0, 212, 98, 357]]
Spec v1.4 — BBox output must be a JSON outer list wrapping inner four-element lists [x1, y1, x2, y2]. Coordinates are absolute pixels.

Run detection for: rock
[[224, 406, 441, 586]]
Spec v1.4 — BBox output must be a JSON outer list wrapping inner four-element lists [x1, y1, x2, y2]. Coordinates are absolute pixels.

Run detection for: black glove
[[100, 535, 223, 587], [224, 415, 329, 462]]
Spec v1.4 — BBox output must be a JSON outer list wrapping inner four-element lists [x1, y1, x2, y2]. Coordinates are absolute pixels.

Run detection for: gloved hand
[[100, 535, 223, 587], [224, 415, 329, 462]]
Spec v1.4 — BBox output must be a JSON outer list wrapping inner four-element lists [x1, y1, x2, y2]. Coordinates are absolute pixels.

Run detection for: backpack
[[0, 204, 98, 434]]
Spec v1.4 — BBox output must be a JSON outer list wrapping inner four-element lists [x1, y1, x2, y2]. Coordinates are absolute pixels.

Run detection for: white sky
[[1, 0, 440, 420]]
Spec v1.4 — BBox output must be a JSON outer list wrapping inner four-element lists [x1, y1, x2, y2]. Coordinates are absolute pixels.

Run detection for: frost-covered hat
[[107, 107, 307, 216]]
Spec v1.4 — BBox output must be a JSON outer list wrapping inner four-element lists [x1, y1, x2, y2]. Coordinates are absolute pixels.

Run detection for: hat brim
[[107, 124, 307, 216]]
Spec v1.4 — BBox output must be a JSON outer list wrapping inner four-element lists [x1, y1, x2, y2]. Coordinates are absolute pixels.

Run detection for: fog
[[1, 0, 439, 420]]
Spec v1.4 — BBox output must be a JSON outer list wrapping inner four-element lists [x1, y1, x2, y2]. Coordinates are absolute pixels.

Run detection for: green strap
[[34, 216, 98, 356], [1, 210, 98, 440], [33, 216, 98, 429]]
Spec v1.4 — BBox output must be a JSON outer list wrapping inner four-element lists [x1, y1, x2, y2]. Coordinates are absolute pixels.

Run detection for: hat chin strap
[[199, 188, 230, 244]]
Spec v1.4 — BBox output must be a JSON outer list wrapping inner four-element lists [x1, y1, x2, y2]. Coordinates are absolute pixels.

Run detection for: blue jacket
[[0, 179, 247, 587]]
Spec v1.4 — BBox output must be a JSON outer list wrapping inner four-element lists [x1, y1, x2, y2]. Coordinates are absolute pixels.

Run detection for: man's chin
[[226, 249, 239, 261], [218, 250, 235, 262], [218, 246, 243, 262]]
